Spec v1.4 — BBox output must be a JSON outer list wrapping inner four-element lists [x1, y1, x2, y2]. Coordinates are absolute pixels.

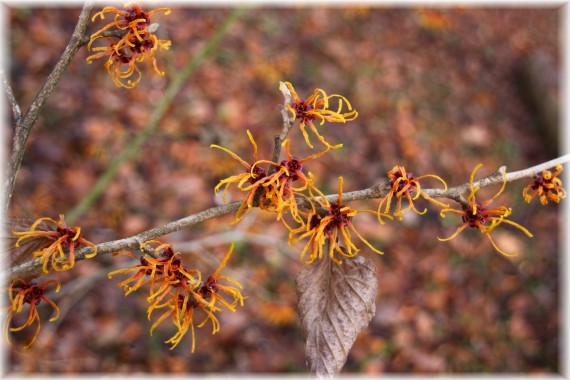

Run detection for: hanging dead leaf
[[295, 250, 378, 375]]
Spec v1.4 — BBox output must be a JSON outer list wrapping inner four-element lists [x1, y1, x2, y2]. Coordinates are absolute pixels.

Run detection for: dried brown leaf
[[296, 252, 378, 375], [2, 217, 52, 268]]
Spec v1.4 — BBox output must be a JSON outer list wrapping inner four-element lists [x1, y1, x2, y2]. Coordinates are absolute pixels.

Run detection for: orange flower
[[109, 241, 244, 352], [107, 250, 154, 295], [90, 2, 171, 41], [148, 286, 217, 353], [282, 81, 357, 149], [438, 164, 533, 256], [86, 2, 171, 88], [212, 132, 330, 224], [147, 243, 244, 352], [378, 165, 449, 220], [290, 177, 389, 264], [211, 131, 274, 223], [87, 31, 171, 88], [523, 164, 566, 205], [3, 279, 60, 349], [12, 214, 97, 273], [251, 139, 331, 224], [211, 131, 265, 199], [194, 243, 245, 312], [109, 241, 200, 297]]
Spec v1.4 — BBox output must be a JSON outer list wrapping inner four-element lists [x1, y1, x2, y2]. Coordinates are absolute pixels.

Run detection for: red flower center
[[194, 275, 219, 303], [20, 283, 44, 305], [124, 5, 150, 29], [56, 226, 81, 248], [531, 174, 559, 195], [309, 214, 323, 230], [390, 169, 416, 193], [293, 100, 313, 120], [462, 203, 487, 228], [247, 165, 266, 183], [280, 157, 303, 181], [328, 204, 352, 230]]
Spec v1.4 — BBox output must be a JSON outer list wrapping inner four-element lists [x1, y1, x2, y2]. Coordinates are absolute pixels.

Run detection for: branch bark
[[422, 154, 570, 203], [3, 2, 95, 215], [269, 81, 295, 173], [5, 154, 569, 283], [79, 29, 127, 46], [1, 70, 22, 124]]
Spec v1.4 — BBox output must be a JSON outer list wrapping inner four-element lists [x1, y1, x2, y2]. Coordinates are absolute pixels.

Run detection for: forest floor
[[6, 5, 562, 374]]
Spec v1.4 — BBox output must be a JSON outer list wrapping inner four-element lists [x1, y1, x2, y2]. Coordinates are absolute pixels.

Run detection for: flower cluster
[[260, 139, 330, 223], [11, 214, 97, 273], [438, 164, 533, 257], [523, 164, 566, 205], [290, 177, 388, 264], [108, 241, 244, 352], [3, 279, 60, 349], [378, 165, 449, 220], [282, 81, 358, 149], [86, 2, 171, 88], [211, 130, 272, 223], [211, 131, 329, 224], [211, 81, 562, 267], [212, 83, 393, 265]]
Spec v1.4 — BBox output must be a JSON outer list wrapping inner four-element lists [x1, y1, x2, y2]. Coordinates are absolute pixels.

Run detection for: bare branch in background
[[1, 71, 22, 125], [3, 2, 95, 215]]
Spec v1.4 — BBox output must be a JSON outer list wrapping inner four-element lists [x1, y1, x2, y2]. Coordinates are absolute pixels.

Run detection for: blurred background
[[5, 4, 562, 374]]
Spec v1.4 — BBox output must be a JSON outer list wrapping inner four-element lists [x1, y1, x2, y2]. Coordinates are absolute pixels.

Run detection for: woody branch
[[3, 2, 95, 215], [6, 152, 569, 283]]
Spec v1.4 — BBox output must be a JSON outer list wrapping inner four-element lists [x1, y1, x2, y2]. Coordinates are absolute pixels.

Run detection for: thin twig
[[5, 201, 242, 282], [422, 154, 570, 202], [253, 82, 295, 206], [505, 154, 570, 181], [3, 2, 95, 215], [6, 154, 569, 283], [79, 29, 127, 46], [269, 81, 295, 172], [1, 70, 22, 124]]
